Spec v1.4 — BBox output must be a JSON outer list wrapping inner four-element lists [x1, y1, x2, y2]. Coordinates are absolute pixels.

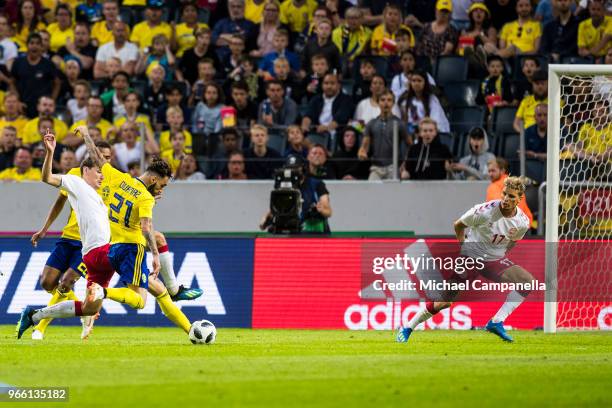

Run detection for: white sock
[[407, 309, 433, 329], [159, 251, 179, 296], [491, 291, 526, 323], [32, 301, 77, 324]]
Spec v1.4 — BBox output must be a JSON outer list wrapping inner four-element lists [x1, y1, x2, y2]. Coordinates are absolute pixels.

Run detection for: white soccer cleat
[[80, 313, 98, 340], [86, 282, 105, 302], [31, 330, 44, 340]]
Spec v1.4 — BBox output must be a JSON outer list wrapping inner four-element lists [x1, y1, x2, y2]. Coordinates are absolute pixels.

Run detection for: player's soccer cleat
[[16, 306, 35, 339], [80, 313, 96, 340], [31, 329, 44, 340], [486, 320, 514, 342], [86, 282, 105, 303], [396, 326, 413, 343], [171, 285, 203, 302]]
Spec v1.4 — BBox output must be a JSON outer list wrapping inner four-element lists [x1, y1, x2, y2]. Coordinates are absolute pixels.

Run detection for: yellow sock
[[34, 289, 66, 333], [63, 289, 78, 301], [106, 288, 145, 309], [156, 290, 191, 333]]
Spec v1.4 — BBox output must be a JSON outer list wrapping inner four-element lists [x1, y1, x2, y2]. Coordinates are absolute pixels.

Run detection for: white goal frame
[[544, 64, 611, 333]]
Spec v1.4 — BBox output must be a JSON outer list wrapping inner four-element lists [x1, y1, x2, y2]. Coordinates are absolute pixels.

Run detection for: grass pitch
[[0, 326, 611, 407]]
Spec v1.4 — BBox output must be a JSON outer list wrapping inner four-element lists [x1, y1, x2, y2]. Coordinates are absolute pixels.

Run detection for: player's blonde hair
[[504, 176, 527, 196]]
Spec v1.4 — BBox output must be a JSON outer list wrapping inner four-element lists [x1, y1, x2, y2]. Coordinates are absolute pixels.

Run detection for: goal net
[[545, 65, 612, 332]]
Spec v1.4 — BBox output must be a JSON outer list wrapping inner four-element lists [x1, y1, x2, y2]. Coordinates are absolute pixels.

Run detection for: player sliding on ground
[[17, 128, 194, 339], [397, 176, 533, 343], [29, 140, 202, 340]]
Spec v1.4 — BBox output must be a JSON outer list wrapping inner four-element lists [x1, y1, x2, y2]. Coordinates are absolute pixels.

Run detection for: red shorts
[[83, 244, 114, 288], [454, 257, 516, 283]]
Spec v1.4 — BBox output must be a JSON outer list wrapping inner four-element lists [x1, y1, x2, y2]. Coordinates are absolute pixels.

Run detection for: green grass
[[0, 326, 611, 407]]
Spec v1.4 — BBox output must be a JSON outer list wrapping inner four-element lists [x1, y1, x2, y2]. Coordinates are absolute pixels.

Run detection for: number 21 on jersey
[[109, 192, 134, 227]]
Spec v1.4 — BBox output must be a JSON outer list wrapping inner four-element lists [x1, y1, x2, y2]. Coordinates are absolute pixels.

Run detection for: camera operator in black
[[260, 155, 332, 234]]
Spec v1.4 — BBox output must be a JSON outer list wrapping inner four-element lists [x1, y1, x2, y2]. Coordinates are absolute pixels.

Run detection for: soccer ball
[[189, 320, 216, 345]]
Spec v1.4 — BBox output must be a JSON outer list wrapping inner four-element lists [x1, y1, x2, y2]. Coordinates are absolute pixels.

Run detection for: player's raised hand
[[75, 125, 89, 138], [31, 229, 46, 247], [43, 128, 56, 152]]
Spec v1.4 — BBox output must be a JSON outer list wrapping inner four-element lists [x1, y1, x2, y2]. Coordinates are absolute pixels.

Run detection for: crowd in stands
[[0, 0, 609, 207]]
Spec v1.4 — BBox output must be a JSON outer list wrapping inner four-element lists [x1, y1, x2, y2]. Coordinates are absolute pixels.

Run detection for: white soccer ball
[[189, 320, 216, 344]]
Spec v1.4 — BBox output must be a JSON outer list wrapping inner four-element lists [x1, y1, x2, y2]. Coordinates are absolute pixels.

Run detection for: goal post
[[545, 64, 612, 333]]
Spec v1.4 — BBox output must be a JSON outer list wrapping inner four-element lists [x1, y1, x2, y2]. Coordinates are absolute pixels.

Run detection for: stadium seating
[[306, 133, 330, 151], [490, 106, 518, 138], [449, 106, 486, 139], [434, 56, 468, 87], [267, 129, 287, 154], [443, 80, 479, 107]]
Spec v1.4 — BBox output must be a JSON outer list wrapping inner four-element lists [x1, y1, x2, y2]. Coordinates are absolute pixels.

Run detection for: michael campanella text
[[372, 279, 547, 292]]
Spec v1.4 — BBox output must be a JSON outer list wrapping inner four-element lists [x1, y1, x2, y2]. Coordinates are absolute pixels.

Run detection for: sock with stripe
[[34, 288, 65, 333], [406, 302, 438, 329], [156, 290, 191, 333], [32, 300, 83, 324], [158, 246, 179, 296]]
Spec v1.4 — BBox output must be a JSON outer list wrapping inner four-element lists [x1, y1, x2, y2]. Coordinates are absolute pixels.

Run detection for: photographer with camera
[[259, 154, 332, 234]]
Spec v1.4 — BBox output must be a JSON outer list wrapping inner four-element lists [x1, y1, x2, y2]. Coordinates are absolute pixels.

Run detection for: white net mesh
[[553, 73, 612, 330]]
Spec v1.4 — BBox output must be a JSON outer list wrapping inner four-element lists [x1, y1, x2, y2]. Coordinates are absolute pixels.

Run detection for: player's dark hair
[[80, 157, 97, 172], [146, 156, 172, 179]]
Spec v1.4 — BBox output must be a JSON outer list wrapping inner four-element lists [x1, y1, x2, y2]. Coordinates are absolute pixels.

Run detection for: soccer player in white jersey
[[16, 129, 116, 339], [397, 176, 533, 343]]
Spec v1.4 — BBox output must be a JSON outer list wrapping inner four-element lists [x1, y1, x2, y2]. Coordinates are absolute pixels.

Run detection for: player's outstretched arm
[[76, 125, 107, 167], [31, 194, 68, 247], [41, 130, 61, 188]]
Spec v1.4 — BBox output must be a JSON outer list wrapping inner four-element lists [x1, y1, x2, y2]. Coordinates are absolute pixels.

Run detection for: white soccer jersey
[[459, 200, 530, 261], [59, 174, 111, 256]]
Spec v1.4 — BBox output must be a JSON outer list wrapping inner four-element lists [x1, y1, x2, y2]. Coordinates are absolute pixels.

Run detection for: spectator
[[135, 33, 176, 80], [303, 18, 341, 74], [451, 0, 473, 29], [0, 146, 41, 181], [301, 73, 354, 137], [245, 0, 267, 23], [535, 0, 554, 25], [113, 121, 159, 172], [486, 157, 533, 225], [387, 28, 419, 76], [66, 96, 113, 147], [212, 0, 257, 58], [53, 22, 97, 80], [223, 150, 248, 180], [189, 58, 217, 106], [512, 55, 540, 101], [270, 57, 302, 103], [351, 58, 376, 104], [300, 5, 333, 47], [75, 126, 105, 162], [251, 0, 283, 58], [208, 127, 241, 178], [476, 55, 513, 112], [0, 14, 18, 79], [458, 2, 497, 74], [0, 92, 28, 135], [192, 82, 223, 136], [173, 2, 209, 58], [307, 143, 335, 179], [539, 0, 579, 62], [301, 53, 329, 102], [93, 21, 138, 78], [178, 27, 221, 86], [0, 126, 18, 171], [220, 34, 246, 78], [391, 50, 436, 100], [113, 92, 155, 142], [450, 126, 496, 180], [91, 0, 120, 46], [11, 33, 60, 118], [332, 7, 372, 63], [76, 0, 103, 24], [284, 125, 309, 158], [495, 0, 541, 58], [577, 0, 612, 60], [12, 0, 46, 51], [325, 0, 351, 23], [21, 96, 68, 146], [100, 70, 130, 118], [514, 69, 548, 133], [523, 103, 547, 161], [258, 80, 298, 127], [355, 75, 400, 125], [332, 126, 368, 180], [143, 63, 167, 117], [565, 98, 612, 166], [175, 153, 206, 180], [279, 0, 318, 36], [402, 117, 453, 180], [160, 106, 193, 154], [58, 148, 77, 174], [155, 85, 191, 131], [226, 56, 259, 101], [47, 4, 74, 53], [371, 4, 415, 56], [358, 89, 407, 180], [485, 0, 517, 32], [130, 0, 172, 50], [228, 81, 257, 131], [57, 59, 82, 105], [244, 124, 282, 179], [415, 0, 459, 64], [161, 131, 187, 175], [258, 28, 300, 75], [397, 69, 450, 135]]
